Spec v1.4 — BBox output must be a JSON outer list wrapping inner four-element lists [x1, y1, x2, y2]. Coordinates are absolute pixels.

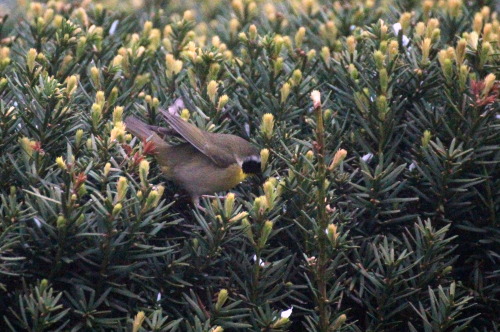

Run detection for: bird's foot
[[192, 196, 206, 212]]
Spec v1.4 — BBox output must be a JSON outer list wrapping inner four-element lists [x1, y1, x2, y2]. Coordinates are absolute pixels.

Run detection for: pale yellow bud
[[207, 80, 218, 104], [19, 137, 35, 157], [346, 36, 357, 54], [154, 185, 165, 207], [162, 38, 173, 52], [31, 2, 43, 16], [264, 3, 276, 21], [280, 82, 291, 103], [421, 38, 432, 64], [27, 48, 37, 72], [217, 95, 229, 111], [112, 106, 123, 124], [307, 49, 316, 61], [165, 54, 183, 79], [423, 1, 434, 18], [422, 130, 432, 148], [90, 66, 100, 87], [116, 176, 128, 202], [232, 0, 244, 18], [263, 179, 278, 209], [132, 311, 145, 332], [229, 211, 248, 223], [331, 314, 347, 330], [473, 13, 484, 33], [483, 23, 492, 42], [104, 162, 111, 177], [180, 109, 190, 121], [66, 75, 78, 96], [224, 193, 236, 217], [43, 8, 54, 23], [73, 7, 88, 26], [295, 27, 306, 48], [306, 150, 314, 162], [229, 18, 240, 36], [139, 159, 150, 186], [110, 121, 126, 143], [447, 0, 462, 17], [145, 190, 159, 208], [147, 29, 161, 51], [112, 203, 122, 216], [249, 24, 258, 40], [95, 91, 105, 109], [319, 21, 338, 46], [455, 39, 466, 65], [321, 46, 331, 65], [291, 69, 302, 87], [53, 15, 63, 28], [247, 2, 257, 18], [163, 25, 172, 37], [75, 129, 84, 146], [329, 149, 347, 170], [373, 50, 385, 69], [90, 103, 102, 127], [388, 40, 399, 59], [311, 90, 321, 109], [482, 73, 496, 97], [327, 223, 339, 246], [258, 220, 273, 248], [143, 21, 153, 36], [136, 46, 146, 58], [467, 31, 479, 50], [426, 19, 440, 37], [55, 156, 66, 170], [261, 113, 275, 139], [415, 22, 426, 38], [215, 289, 228, 311], [183, 10, 194, 21], [399, 12, 412, 31]]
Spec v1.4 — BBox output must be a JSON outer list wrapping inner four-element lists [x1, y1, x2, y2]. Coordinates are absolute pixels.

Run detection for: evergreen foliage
[[0, 0, 498, 331]]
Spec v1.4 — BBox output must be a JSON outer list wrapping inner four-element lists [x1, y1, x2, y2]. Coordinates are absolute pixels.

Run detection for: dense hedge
[[0, 0, 499, 331]]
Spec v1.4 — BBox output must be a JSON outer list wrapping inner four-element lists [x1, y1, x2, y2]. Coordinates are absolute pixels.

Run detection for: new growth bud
[[132, 311, 145, 332], [224, 193, 236, 217], [261, 113, 275, 139], [116, 176, 128, 202], [215, 289, 228, 311], [311, 90, 321, 109], [207, 80, 218, 104], [258, 220, 273, 249], [139, 160, 150, 187], [329, 149, 347, 170]]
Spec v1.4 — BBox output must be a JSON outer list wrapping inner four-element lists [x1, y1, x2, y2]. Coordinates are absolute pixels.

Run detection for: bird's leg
[[192, 196, 206, 212], [201, 194, 226, 199]]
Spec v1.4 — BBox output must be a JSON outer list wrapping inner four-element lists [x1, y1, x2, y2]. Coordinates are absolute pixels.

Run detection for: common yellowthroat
[[124, 109, 262, 209]]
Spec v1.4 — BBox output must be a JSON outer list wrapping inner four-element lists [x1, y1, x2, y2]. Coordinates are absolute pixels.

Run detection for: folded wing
[[159, 108, 236, 168]]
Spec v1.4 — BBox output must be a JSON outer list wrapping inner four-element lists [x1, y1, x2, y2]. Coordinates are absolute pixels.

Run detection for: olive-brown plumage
[[124, 110, 261, 209]]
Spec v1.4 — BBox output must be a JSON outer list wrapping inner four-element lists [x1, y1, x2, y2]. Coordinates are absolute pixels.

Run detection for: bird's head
[[242, 155, 262, 175]]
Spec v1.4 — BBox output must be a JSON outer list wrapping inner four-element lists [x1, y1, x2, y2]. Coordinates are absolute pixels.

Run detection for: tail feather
[[124, 116, 168, 148]]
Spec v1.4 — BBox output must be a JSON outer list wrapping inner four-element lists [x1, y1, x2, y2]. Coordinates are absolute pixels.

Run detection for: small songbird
[[125, 108, 262, 209]]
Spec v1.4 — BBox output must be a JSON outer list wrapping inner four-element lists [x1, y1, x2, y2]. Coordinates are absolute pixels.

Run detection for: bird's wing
[[124, 116, 169, 148], [146, 125, 181, 138], [159, 108, 236, 168]]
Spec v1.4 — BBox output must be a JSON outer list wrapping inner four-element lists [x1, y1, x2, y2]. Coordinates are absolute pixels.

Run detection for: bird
[[124, 108, 262, 210]]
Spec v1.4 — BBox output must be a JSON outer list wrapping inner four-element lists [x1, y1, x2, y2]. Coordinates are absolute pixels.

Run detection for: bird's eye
[[242, 158, 261, 174]]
